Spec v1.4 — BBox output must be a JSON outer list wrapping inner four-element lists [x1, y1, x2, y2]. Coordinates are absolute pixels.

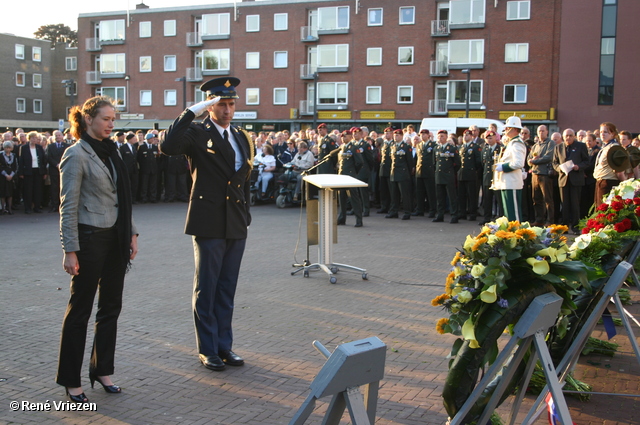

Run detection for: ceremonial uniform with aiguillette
[[353, 129, 374, 216], [434, 138, 460, 223], [160, 77, 253, 371], [414, 136, 438, 217], [457, 136, 482, 220], [480, 136, 503, 224], [387, 131, 414, 220], [337, 131, 364, 227], [377, 129, 393, 214], [316, 125, 338, 174]]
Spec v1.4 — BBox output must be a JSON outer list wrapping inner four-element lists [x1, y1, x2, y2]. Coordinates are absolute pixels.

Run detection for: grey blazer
[[60, 139, 137, 252]]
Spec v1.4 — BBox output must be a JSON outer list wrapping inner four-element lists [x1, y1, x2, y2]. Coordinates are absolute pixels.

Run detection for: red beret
[[393, 129, 403, 135], [419, 129, 429, 134], [350, 127, 362, 133], [317, 123, 327, 129], [437, 129, 447, 135], [384, 127, 394, 132], [341, 129, 352, 136]]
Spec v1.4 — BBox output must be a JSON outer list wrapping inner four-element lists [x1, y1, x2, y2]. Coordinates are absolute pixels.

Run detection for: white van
[[419, 118, 505, 136]]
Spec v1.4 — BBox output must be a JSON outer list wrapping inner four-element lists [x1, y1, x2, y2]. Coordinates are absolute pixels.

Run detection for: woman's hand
[[63, 252, 80, 275], [130, 235, 138, 260]]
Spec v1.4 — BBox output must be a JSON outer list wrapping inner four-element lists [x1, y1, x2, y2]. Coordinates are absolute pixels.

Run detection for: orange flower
[[436, 318, 450, 334], [472, 237, 488, 251], [495, 230, 519, 239], [507, 220, 521, 231], [515, 228, 536, 240], [549, 224, 569, 234], [476, 229, 490, 238], [431, 293, 451, 306], [450, 251, 462, 266]]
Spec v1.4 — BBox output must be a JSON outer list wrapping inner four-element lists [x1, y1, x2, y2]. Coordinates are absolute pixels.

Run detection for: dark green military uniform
[[354, 139, 374, 215], [434, 142, 460, 222], [317, 134, 338, 174], [414, 139, 438, 217], [388, 140, 414, 219], [457, 140, 482, 220], [377, 139, 393, 213], [337, 140, 364, 226], [480, 143, 503, 223]]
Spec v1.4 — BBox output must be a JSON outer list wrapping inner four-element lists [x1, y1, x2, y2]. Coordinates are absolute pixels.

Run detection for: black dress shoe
[[401, 214, 411, 220], [199, 354, 226, 371], [65, 388, 88, 404], [385, 213, 398, 218], [337, 220, 346, 225], [346, 210, 354, 216], [219, 350, 244, 366], [89, 372, 121, 393], [376, 209, 388, 214], [411, 212, 424, 216], [450, 218, 459, 224], [354, 222, 363, 228], [432, 217, 444, 222]]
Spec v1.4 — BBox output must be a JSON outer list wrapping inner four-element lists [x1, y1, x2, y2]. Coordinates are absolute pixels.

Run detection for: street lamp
[[461, 69, 470, 118], [312, 72, 318, 130], [175, 76, 187, 110]]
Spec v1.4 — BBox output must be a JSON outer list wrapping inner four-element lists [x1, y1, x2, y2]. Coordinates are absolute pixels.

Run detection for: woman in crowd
[[256, 143, 276, 199], [56, 96, 138, 403], [18, 131, 47, 213], [0, 141, 17, 214]]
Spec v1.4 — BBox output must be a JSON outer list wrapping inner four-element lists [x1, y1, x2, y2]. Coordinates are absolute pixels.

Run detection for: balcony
[[186, 32, 203, 47], [300, 26, 319, 42], [431, 20, 450, 36], [86, 38, 101, 51], [300, 64, 317, 79], [429, 99, 447, 116], [430, 60, 449, 77], [86, 71, 101, 84], [186, 67, 203, 82], [299, 100, 314, 116]]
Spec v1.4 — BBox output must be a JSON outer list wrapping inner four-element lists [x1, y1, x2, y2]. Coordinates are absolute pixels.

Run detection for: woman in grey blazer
[[56, 96, 138, 403]]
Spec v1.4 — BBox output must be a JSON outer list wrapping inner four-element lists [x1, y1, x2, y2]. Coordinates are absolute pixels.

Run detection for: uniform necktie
[[223, 129, 229, 143]]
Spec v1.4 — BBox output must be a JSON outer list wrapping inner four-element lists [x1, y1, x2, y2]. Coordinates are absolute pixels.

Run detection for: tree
[[34, 24, 78, 48]]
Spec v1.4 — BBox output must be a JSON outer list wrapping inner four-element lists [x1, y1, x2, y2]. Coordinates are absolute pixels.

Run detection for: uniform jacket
[[415, 140, 438, 178], [137, 142, 158, 174], [119, 143, 139, 176], [59, 139, 138, 252], [354, 139, 374, 181], [552, 141, 590, 187], [317, 134, 338, 173], [337, 141, 363, 178], [390, 141, 414, 182], [160, 109, 253, 239], [434, 142, 460, 185], [18, 143, 47, 176], [378, 140, 393, 177], [492, 136, 526, 190], [457, 141, 482, 181], [481, 143, 503, 187]]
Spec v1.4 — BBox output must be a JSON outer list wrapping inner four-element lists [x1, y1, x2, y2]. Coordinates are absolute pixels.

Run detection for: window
[[15, 44, 25, 59], [139, 21, 151, 38], [397, 86, 413, 103], [164, 90, 177, 106], [448, 39, 484, 65], [317, 44, 348, 68], [505, 43, 529, 62], [246, 52, 260, 69], [599, 1, 617, 105], [367, 48, 382, 66], [99, 19, 125, 41], [16, 72, 25, 87], [366, 86, 381, 104], [246, 88, 259, 105], [100, 54, 126, 74], [450, 0, 485, 25], [140, 90, 152, 106], [368, 8, 383, 26], [274, 13, 288, 31], [447, 80, 483, 104], [506, 1, 531, 20], [100, 87, 126, 109], [33, 74, 42, 88], [202, 13, 230, 36], [164, 20, 177, 36], [16, 98, 26, 113], [194, 88, 206, 104], [65, 57, 77, 71], [504, 84, 527, 103], [140, 56, 152, 72], [398, 46, 414, 65], [273, 88, 287, 105], [317, 82, 347, 104], [32, 47, 42, 62], [399, 6, 415, 25], [164, 55, 177, 72], [33, 99, 43, 114], [318, 7, 349, 30], [274, 51, 288, 68], [65, 81, 77, 96], [246, 15, 260, 32], [203, 49, 230, 71]]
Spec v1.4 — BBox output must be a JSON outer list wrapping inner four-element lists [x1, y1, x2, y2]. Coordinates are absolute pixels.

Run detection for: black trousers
[[22, 169, 43, 211], [165, 172, 188, 201], [50, 168, 61, 208], [560, 183, 582, 227], [57, 226, 126, 388], [338, 188, 362, 224], [482, 184, 501, 222], [436, 182, 459, 219], [390, 179, 411, 215], [139, 172, 157, 202], [458, 179, 479, 218], [378, 175, 391, 211], [415, 176, 436, 215]]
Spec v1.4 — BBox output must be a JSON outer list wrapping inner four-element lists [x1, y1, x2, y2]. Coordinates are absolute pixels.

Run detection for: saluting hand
[[188, 97, 221, 116]]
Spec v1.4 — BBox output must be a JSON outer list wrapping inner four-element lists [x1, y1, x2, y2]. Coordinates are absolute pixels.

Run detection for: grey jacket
[[60, 139, 137, 252]]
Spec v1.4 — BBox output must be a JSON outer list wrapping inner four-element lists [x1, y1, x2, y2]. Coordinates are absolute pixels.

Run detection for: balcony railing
[[431, 20, 450, 36], [86, 38, 101, 51], [300, 26, 319, 42], [86, 71, 101, 84], [186, 67, 203, 82], [429, 99, 447, 115], [430, 60, 449, 76], [186, 32, 203, 47], [300, 64, 317, 79], [299, 100, 314, 115]]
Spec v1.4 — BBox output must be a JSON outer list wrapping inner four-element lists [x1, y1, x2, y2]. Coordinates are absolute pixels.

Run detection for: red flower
[[614, 222, 626, 232], [622, 218, 632, 230], [611, 201, 624, 211], [582, 227, 590, 234], [606, 213, 617, 221], [597, 203, 609, 212], [625, 199, 634, 205], [636, 206, 640, 216], [633, 197, 640, 205], [596, 213, 606, 220]]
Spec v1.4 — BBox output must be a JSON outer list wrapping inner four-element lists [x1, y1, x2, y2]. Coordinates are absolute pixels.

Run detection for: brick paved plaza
[[1, 203, 639, 424]]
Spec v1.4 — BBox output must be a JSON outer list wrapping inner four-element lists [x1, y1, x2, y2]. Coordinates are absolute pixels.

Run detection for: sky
[[4, 0, 240, 39]]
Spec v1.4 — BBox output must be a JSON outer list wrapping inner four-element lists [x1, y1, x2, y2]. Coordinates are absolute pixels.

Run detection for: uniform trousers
[[415, 176, 436, 216], [482, 184, 501, 222], [390, 179, 412, 215], [358, 185, 370, 214], [378, 176, 391, 211], [458, 179, 479, 219], [57, 226, 125, 388], [501, 189, 523, 222], [436, 182, 458, 219], [338, 188, 362, 223], [532, 174, 555, 224], [139, 172, 157, 202], [192, 237, 246, 356]]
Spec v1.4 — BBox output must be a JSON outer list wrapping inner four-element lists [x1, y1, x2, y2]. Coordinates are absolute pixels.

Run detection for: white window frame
[[397, 86, 414, 104], [274, 51, 288, 68], [15, 44, 25, 60], [367, 48, 382, 66], [368, 8, 383, 26], [33, 74, 42, 88], [65, 81, 77, 96], [506, 1, 531, 20], [448, 39, 484, 65], [194, 88, 206, 104], [33, 99, 43, 114], [366, 86, 382, 104], [318, 6, 349, 30], [100, 53, 126, 74], [140, 56, 152, 72], [16, 72, 25, 87], [503, 84, 527, 103], [449, 0, 486, 25], [16, 98, 26, 113], [202, 49, 230, 71], [398, 46, 414, 65], [317, 44, 349, 68], [274, 13, 288, 31], [140, 90, 152, 106], [505, 43, 529, 63], [139, 21, 152, 38], [246, 15, 260, 32], [99, 19, 126, 41], [273, 87, 287, 105], [317, 82, 348, 105], [164, 55, 177, 72], [164, 20, 177, 37], [246, 52, 260, 69], [447, 80, 483, 105], [32, 47, 42, 62], [164, 89, 177, 106], [399, 6, 415, 25], [246, 88, 260, 105], [65, 56, 77, 71], [100, 87, 126, 109], [202, 13, 230, 36]]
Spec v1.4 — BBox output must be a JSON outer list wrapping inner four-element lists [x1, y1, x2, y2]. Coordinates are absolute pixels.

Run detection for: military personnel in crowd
[[386, 129, 414, 220], [457, 129, 482, 221], [137, 133, 159, 203], [433, 129, 460, 223], [120, 133, 139, 204], [412, 129, 437, 217], [316, 123, 338, 174], [376, 127, 393, 214], [352, 127, 374, 216], [528, 125, 555, 225], [479, 130, 502, 225], [336, 129, 364, 227]]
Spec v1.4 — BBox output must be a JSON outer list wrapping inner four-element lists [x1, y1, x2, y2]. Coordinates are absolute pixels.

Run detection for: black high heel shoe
[[89, 372, 121, 393], [65, 388, 88, 403]]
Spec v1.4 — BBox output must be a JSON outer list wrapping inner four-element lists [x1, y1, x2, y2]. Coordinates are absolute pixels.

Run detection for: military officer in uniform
[[413, 128, 437, 217], [492, 116, 527, 221], [316, 123, 338, 174], [376, 127, 394, 214], [457, 129, 483, 220], [433, 129, 460, 223], [386, 129, 414, 220], [479, 130, 502, 225], [337, 129, 364, 227], [352, 127, 374, 216], [160, 77, 254, 372], [119, 133, 139, 204]]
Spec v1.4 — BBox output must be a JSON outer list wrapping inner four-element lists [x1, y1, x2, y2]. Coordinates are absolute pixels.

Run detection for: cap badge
[[207, 141, 213, 148], [224, 80, 231, 88]]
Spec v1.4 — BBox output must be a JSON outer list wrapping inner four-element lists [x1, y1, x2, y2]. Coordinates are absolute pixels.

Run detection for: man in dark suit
[[457, 129, 483, 220], [137, 133, 158, 203], [120, 133, 138, 203], [45, 130, 69, 212], [552, 128, 589, 234], [160, 77, 253, 372]]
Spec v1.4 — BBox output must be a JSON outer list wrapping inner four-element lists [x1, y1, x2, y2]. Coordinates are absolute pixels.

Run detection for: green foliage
[[34, 24, 77, 47]]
